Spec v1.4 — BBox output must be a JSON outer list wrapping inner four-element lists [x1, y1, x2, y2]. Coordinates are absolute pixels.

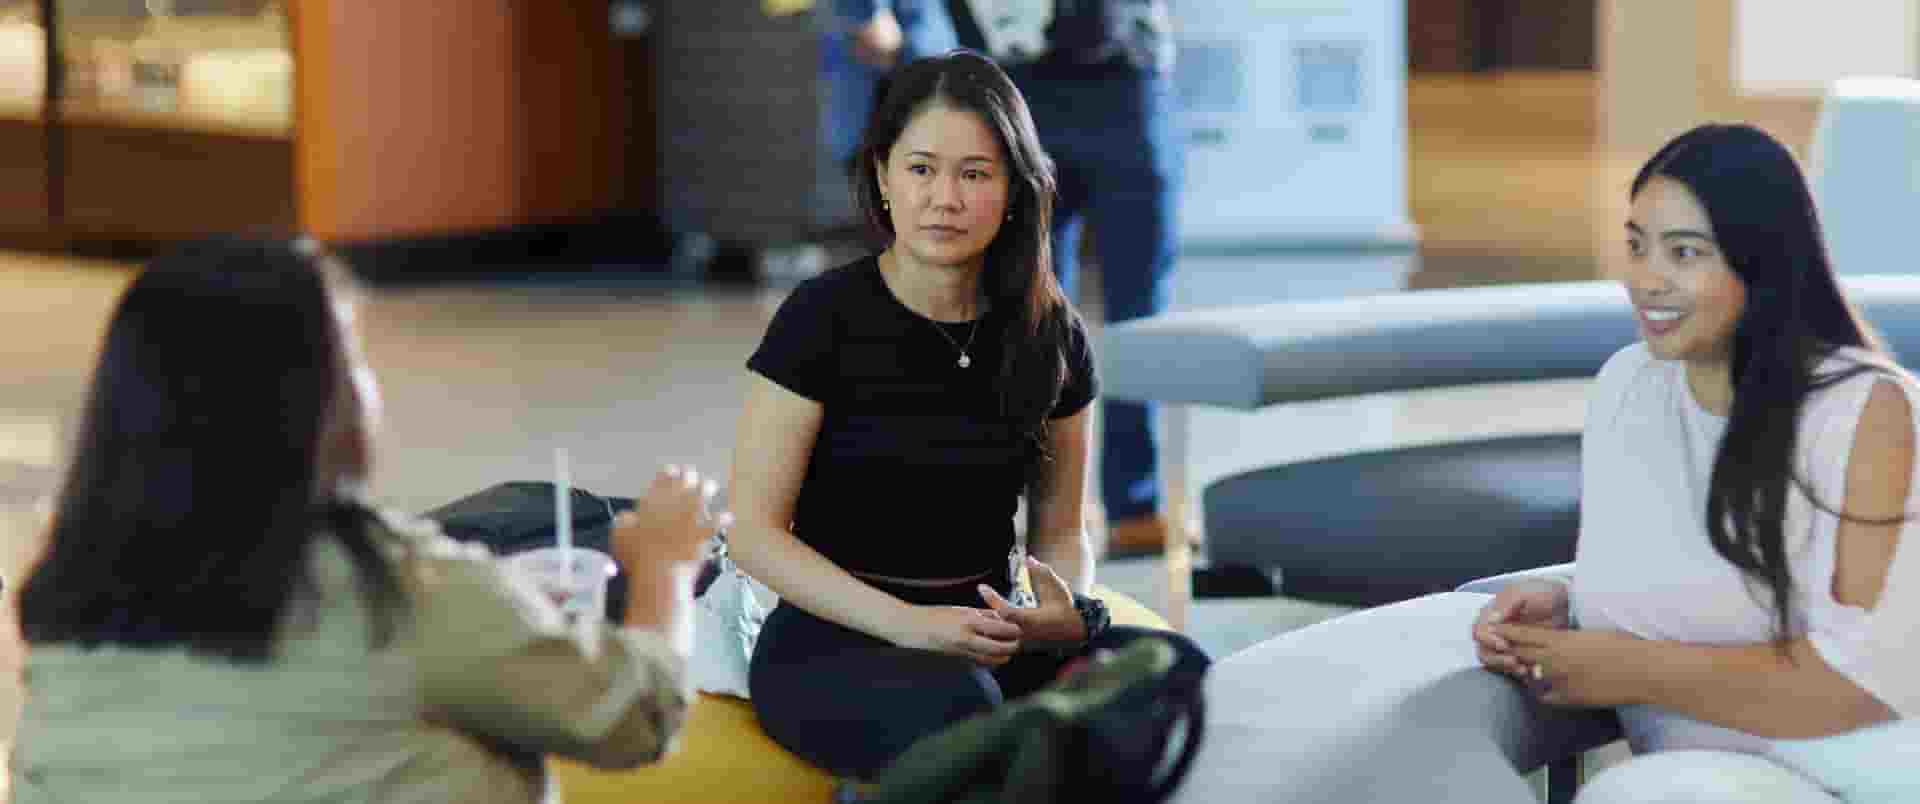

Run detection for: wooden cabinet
[[60, 121, 293, 240], [4, 0, 658, 251], [0, 117, 51, 237]]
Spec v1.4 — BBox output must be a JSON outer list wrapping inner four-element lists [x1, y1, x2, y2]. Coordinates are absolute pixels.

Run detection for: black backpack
[[948, 0, 1174, 73], [421, 481, 637, 620], [422, 481, 733, 622], [847, 636, 1206, 804]]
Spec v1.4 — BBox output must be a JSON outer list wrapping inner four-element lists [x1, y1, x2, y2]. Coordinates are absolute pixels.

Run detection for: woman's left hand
[[979, 556, 1087, 649], [1493, 623, 1648, 708]]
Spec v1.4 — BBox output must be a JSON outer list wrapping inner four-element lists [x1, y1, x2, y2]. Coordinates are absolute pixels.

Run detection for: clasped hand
[[1472, 578, 1643, 707], [897, 556, 1088, 666]]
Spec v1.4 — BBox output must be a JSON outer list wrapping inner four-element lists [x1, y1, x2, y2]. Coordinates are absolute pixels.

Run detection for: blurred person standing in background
[[816, 1, 962, 227]]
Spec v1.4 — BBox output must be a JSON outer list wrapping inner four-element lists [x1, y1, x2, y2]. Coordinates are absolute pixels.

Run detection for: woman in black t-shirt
[[729, 51, 1208, 779]]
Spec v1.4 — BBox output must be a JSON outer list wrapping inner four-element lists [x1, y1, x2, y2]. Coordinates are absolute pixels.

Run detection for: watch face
[[1076, 596, 1109, 638]]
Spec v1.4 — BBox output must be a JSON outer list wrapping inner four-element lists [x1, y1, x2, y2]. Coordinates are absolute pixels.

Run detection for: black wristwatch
[[1071, 593, 1110, 644]]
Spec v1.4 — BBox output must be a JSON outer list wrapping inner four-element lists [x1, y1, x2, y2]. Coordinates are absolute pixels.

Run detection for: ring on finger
[[1530, 663, 1545, 681]]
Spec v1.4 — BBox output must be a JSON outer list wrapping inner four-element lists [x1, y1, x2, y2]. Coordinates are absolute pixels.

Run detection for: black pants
[[748, 576, 1210, 779]]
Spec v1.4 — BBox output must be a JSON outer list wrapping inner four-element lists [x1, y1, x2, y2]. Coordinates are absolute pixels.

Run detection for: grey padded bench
[[1105, 275, 1920, 803], [1103, 275, 1920, 408], [1102, 276, 1920, 608]]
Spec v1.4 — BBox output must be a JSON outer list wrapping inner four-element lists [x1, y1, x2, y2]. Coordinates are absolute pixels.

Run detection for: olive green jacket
[[10, 513, 689, 804]]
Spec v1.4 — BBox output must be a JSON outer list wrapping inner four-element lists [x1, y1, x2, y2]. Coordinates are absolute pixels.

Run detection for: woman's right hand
[[611, 465, 725, 638], [893, 605, 1023, 667], [1472, 578, 1571, 678], [612, 465, 724, 570], [850, 8, 904, 68]]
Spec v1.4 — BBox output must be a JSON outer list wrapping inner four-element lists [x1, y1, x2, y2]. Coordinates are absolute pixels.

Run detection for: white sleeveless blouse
[[1574, 343, 1918, 766]]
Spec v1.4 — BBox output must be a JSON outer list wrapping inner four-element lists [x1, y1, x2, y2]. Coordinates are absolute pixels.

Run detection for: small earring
[[882, 197, 890, 211], [1005, 211, 1012, 222]]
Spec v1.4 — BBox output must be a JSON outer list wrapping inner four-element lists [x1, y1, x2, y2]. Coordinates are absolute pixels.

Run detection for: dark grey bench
[[1101, 276, 1920, 610]]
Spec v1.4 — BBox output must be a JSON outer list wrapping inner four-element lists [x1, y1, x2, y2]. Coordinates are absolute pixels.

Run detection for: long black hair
[[19, 237, 407, 663], [853, 50, 1080, 488], [1632, 124, 1895, 640]]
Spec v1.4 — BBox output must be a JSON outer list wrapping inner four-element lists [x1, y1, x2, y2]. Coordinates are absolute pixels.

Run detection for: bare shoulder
[[1832, 378, 1914, 608], [1860, 377, 1917, 430], [1848, 378, 1916, 481]]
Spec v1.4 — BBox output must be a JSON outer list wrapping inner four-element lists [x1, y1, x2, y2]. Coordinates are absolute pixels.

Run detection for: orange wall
[[293, 1, 631, 243]]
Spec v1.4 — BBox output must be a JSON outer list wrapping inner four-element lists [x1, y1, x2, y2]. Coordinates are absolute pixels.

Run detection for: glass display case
[[0, 1, 48, 236], [0, 0, 294, 243], [57, 0, 291, 137], [0, 1, 44, 120]]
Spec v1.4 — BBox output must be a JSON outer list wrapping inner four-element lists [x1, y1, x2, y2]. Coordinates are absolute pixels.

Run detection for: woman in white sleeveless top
[[1470, 124, 1917, 802]]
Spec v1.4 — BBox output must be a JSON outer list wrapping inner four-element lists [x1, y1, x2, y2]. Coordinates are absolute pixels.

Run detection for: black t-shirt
[[746, 257, 1098, 579]]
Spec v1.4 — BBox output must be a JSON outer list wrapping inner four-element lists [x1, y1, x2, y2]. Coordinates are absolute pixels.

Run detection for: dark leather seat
[[1203, 433, 1580, 607]]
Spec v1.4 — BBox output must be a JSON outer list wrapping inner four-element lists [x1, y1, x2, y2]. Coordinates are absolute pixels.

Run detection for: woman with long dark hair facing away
[[12, 238, 716, 803], [1473, 124, 1918, 800], [728, 51, 1208, 779]]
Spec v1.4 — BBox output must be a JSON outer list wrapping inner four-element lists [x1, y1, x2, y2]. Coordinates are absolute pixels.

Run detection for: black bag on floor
[[421, 481, 638, 621]]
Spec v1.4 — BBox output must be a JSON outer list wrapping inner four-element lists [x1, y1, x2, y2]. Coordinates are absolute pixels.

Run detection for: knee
[[840, 657, 1002, 778], [752, 652, 1002, 779], [890, 651, 1003, 721], [1575, 751, 1835, 804]]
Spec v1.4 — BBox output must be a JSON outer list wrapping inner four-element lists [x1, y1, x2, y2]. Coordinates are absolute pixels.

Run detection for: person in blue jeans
[[819, 1, 961, 170], [1011, 58, 1182, 557], [847, 1, 1184, 555]]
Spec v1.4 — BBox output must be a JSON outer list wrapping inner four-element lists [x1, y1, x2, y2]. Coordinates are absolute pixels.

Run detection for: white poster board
[[1172, 0, 1412, 249], [1735, 0, 1919, 95]]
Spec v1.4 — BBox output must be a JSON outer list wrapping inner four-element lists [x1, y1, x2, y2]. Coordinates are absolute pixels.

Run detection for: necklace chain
[[884, 252, 982, 368], [926, 312, 981, 368]]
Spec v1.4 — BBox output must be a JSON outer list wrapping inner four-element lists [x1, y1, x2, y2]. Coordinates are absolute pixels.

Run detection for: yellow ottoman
[[552, 585, 1169, 803]]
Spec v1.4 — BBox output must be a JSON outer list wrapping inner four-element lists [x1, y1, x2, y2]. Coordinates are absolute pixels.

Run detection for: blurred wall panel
[[1409, 0, 1595, 74], [294, 0, 645, 243], [649, 3, 819, 244]]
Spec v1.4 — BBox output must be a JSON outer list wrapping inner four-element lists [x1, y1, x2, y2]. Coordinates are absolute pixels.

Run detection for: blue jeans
[[1015, 69, 1183, 521], [819, 0, 962, 165]]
